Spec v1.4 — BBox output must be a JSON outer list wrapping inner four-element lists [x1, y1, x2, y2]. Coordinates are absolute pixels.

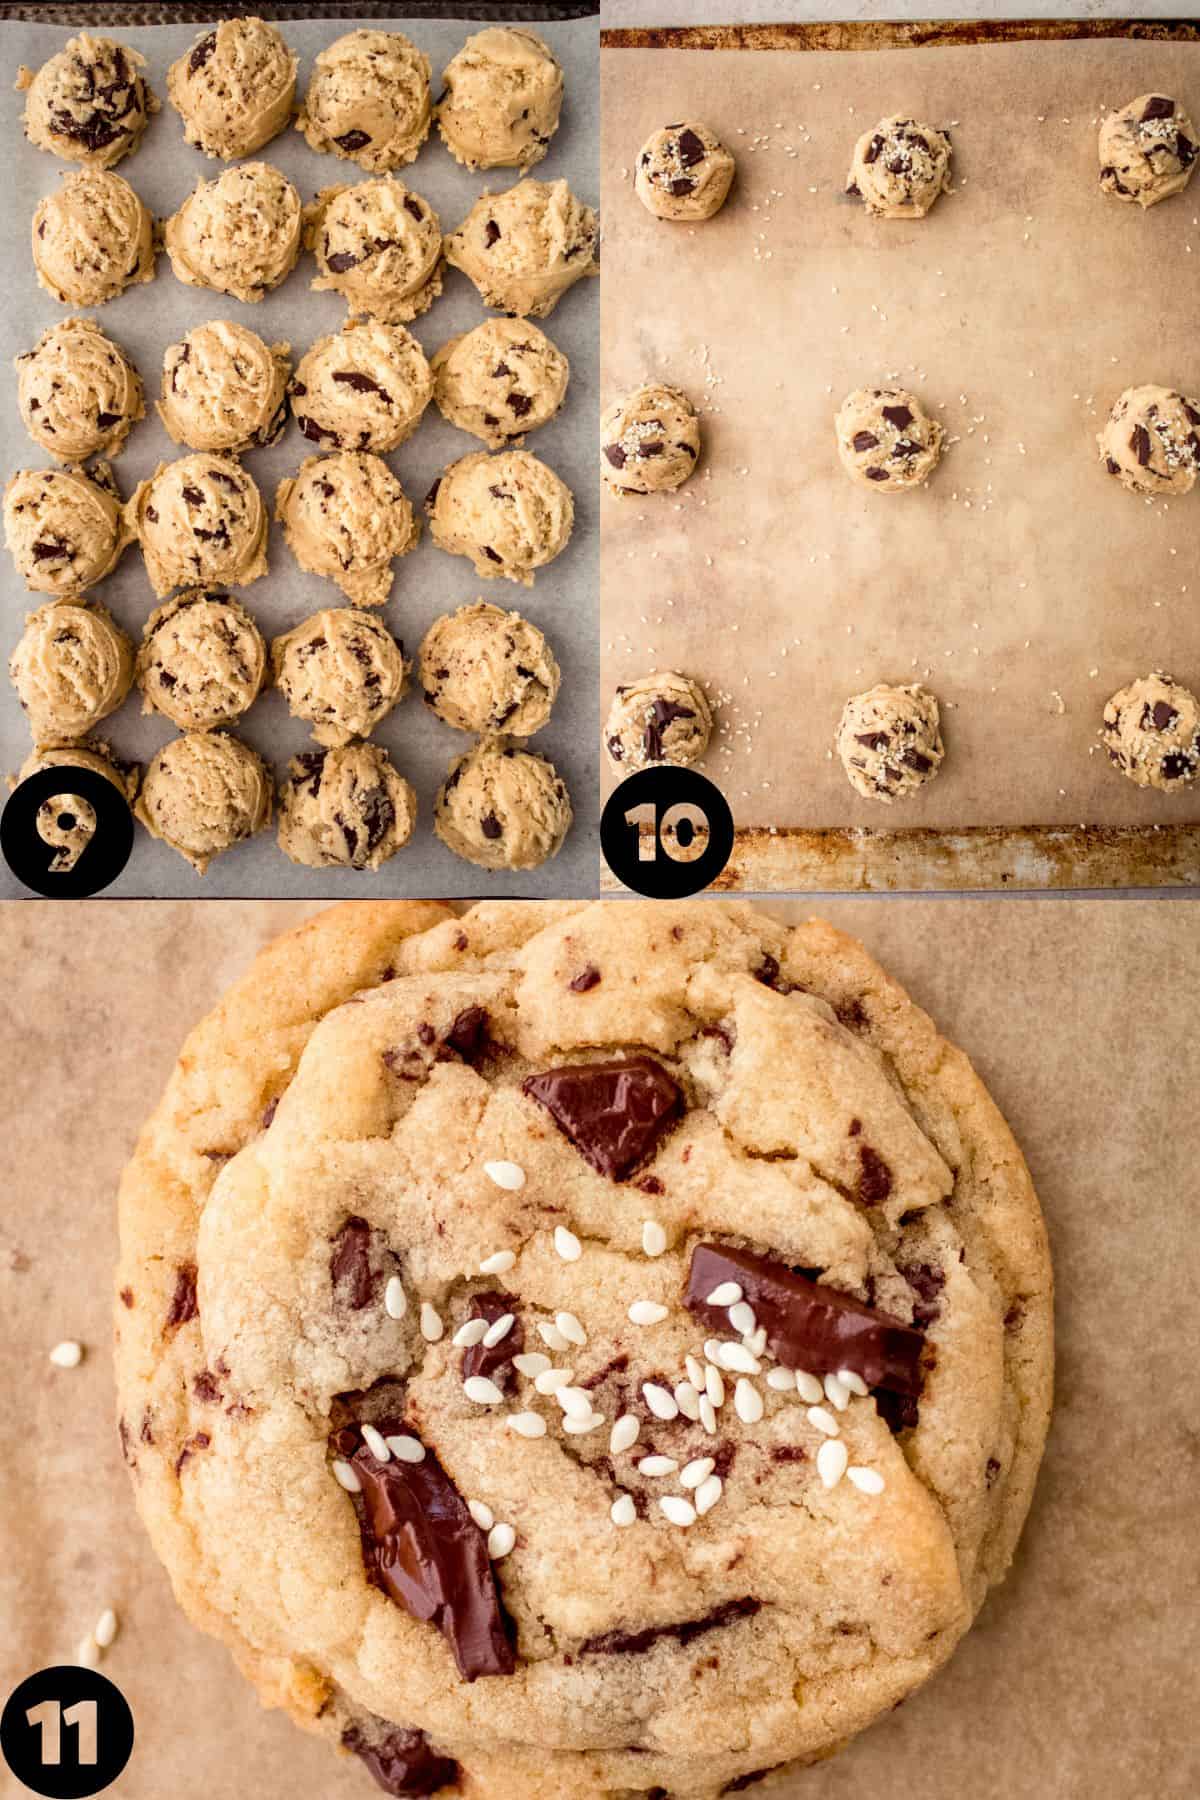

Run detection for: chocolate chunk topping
[[334, 370, 386, 397], [1141, 96, 1176, 122], [569, 965, 601, 993], [580, 1596, 760, 1658], [330, 1216, 385, 1310], [856, 1144, 893, 1205], [484, 220, 501, 247], [189, 32, 216, 74], [852, 431, 879, 453], [460, 1291, 524, 1393], [165, 1263, 198, 1329], [668, 177, 695, 197], [643, 698, 696, 763], [523, 1058, 681, 1181], [603, 443, 627, 469], [507, 391, 532, 418], [342, 1725, 459, 1797], [1149, 699, 1178, 731], [480, 811, 503, 840], [335, 129, 372, 154], [882, 404, 914, 430], [445, 1006, 489, 1063], [1130, 423, 1152, 467], [864, 134, 885, 163], [676, 128, 705, 167], [865, 467, 890, 482], [325, 249, 361, 274]]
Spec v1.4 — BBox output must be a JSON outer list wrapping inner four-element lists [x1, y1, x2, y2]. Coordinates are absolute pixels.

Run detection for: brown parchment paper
[[2, 894, 1198, 1798], [600, 36, 1200, 884]]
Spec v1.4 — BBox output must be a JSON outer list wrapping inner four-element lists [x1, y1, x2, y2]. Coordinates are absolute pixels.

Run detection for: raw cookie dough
[[426, 449, 573, 586], [846, 116, 953, 219], [435, 26, 563, 172], [634, 121, 735, 222], [836, 387, 944, 491], [435, 738, 571, 869], [32, 169, 156, 307], [601, 383, 700, 496], [17, 737, 137, 870], [1097, 385, 1200, 497], [17, 34, 155, 169], [272, 609, 409, 747], [1099, 93, 1198, 208], [431, 317, 569, 448], [295, 29, 431, 171], [167, 18, 296, 161], [275, 451, 418, 606], [9, 596, 133, 741], [444, 178, 598, 319], [136, 589, 266, 732], [164, 162, 300, 304], [4, 463, 129, 596], [158, 321, 290, 455], [1101, 671, 1200, 791], [290, 318, 433, 454], [604, 669, 713, 771], [135, 730, 271, 873], [418, 600, 559, 736], [16, 317, 144, 463], [278, 742, 416, 868], [304, 179, 442, 323], [836, 683, 945, 803], [126, 455, 267, 598]]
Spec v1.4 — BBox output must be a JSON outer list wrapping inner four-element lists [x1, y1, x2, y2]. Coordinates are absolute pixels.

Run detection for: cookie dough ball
[[17, 35, 156, 169], [444, 178, 598, 319], [846, 116, 952, 219], [167, 18, 296, 161], [1097, 385, 1200, 497], [158, 321, 290, 455], [17, 737, 138, 871], [290, 318, 433, 454], [601, 383, 701, 496], [1102, 672, 1200, 791], [275, 452, 418, 606], [126, 455, 267, 598], [436, 26, 562, 172], [837, 683, 945, 803], [165, 162, 300, 304], [836, 387, 944, 491], [419, 600, 559, 737], [136, 590, 266, 732], [304, 179, 443, 324], [16, 318, 144, 464], [32, 169, 156, 307], [431, 317, 569, 448], [426, 449, 573, 586], [278, 743, 416, 870], [10, 597, 133, 741], [635, 122, 735, 222], [604, 670, 713, 771], [434, 738, 571, 870], [296, 29, 431, 172], [135, 731, 271, 873], [272, 609, 408, 747], [4, 464, 129, 597], [1099, 94, 1198, 208]]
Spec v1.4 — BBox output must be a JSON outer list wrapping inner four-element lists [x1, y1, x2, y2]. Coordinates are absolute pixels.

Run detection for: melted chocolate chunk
[[569, 965, 601, 993], [480, 811, 503, 840], [852, 430, 879, 453], [335, 129, 372, 154], [603, 443, 627, 469], [460, 1291, 524, 1393], [508, 392, 532, 417], [403, 196, 424, 222], [330, 1216, 389, 1310], [881, 404, 914, 431], [522, 1058, 682, 1181], [676, 128, 705, 167], [445, 1006, 489, 1063], [580, 1596, 760, 1658], [334, 370, 386, 397], [864, 134, 885, 163], [856, 1144, 893, 1206], [484, 220, 501, 247], [342, 1724, 459, 1796], [1130, 423, 1152, 467], [899, 1262, 945, 1329], [668, 176, 695, 197], [1141, 95, 1176, 122], [865, 467, 890, 482], [326, 249, 361, 274], [165, 1263, 198, 1329], [643, 699, 696, 763], [189, 32, 216, 74]]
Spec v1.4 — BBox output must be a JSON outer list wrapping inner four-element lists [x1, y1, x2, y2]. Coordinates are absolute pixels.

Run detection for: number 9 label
[[1, 766, 133, 898]]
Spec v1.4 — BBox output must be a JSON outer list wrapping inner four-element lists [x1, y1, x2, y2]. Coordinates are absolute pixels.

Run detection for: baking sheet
[[0, 12, 600, 899], [600, 34, 1200, 885], [1, 894, 1198, 1798]]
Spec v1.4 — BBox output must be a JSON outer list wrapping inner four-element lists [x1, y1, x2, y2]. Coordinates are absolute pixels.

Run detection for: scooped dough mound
[[10, 597, 133, 740], [835, 387, 944, 491], [19, 736, 136, 801], [1097, 385, 1200, 497], [431, 317, 569, 448], [18, 737, 138, 869], [32, 168, 156, 307], [275, 452, 418, 606], [434, 737, 571, 870], [17, 317, 144, 463], [278, 742, 416, 869], [635, 121, 735, 222], [1099, 93, 1198, 208], [1102, 672, 1200, 791], [126, 455, 267, 597], [604, 669, 713, 771], [136, 589, 266, 732], [135, 730, 271, 873], [296, 29, 431, 171], [418, 600, 559, 737], [17, 34, 156, 168], [846, 116, 953, 218], [164, 162, 300, 303], [436, 26, 563, 172], [836, 683, 945, 803], [290, 318, 433, 454], [304, 179, 443, 323], [272, 609, 409, 747], [601, 383, 701, 496], [426, 449, 573, 586], [4, 463, 129, 596], [167, 18, 296, 160], [158, 321, 290, 455], [444, 178, 598, 319]]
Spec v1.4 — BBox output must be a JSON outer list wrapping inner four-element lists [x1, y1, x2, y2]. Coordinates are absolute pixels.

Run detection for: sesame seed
[[453, 1318, 489, 1347], [536, 1321, 570, 1352], [659, 1495, 697, 1528], [384, 1276, 407, 1320], [823, 1373, 851, 1412], [847, 1466, 885, 1495], [745, 1327, 768, 1359], [482, 1313, 515, 1349], [361, 1423, 390, 1462], [508, 1412, 547, 1438], [420, 1303, 444, 1343], [643, 1382, 679, 1421], [642, 1220, 668, 1257], [557, 1386, 594, 1420], [385, 1435, 425, 1463], [674, 1380, 701, 1421], [611, 1493, 637, 1527], [838, 1369, 869, 1397], [554, 1226, 582, 1262], [767, 1367, 795, 1391], [513, 1351, 551, 1378], [534, 1367, 574, 1395], [556, 1311, 587, 1346], [94, 1609, 118, 1650], [734, 1378, 764, 1424], [685, 1354, 706, 1389], [484, 1160, 525, 1191], [463, 1375, 504, 1406], [468, 1499, 494, 1531], [479, 1250, 516, 1275], [49, 1341, 83, 1368], [699, 1396, 718, 1434], [718, 1342, 761, 1376], [795, 1370, 824, 1404], [638, 1455, 678, 1477], [705, 1365, 725, 1406], [562, 1410, 605, 1434], [680, 1457, 715, 1489], [806, 1405, 840, 1437], [332, 1460, 361, 1494], [488, 1522, 516, 1559], [76, 1636, 100, 1670], [817, 1439, 849, 1489], [694, 1474, 723, 1515], [629, 1300, 669, 1326], [703, 1337, 725, 1365], [610, 1413, 640, 1454], [729, 1301, 757, 1335], [706, 1281, 743, 1306]]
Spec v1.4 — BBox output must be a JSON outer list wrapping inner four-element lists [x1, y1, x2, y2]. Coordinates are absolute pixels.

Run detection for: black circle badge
[[601, 767, 735, 897], [1, 1667, 134, 1798], [1, 766, 133, 899]]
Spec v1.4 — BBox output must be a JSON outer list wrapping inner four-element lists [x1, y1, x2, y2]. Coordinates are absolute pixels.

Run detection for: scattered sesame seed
[[694, 1474, 723, 1516], [807, 1406, 840, 1437], [480, 1250, 516, 1276], [556, 1311, 586, 1347], [817, 1439, 849, 1489], [629, 1300, 669, 1326], [482, 1313, 515, 1349], [643, 1382, 679, 1421], [49, 1341, 83, 1369], [706, 1281, 743, 1306], [488, 1522, 516, 1559], [557, 1385, 595, 1420], [837, 1369, 869, 1398], [484, 1160, 525, 1192], [453, 1318, 489, 1348], [639, 1455, 678, 1477], [705, 1365, 725, 1407], [332, 1459, 361, 1494], [823, 1373, 851, 1412], [767, 1367, 796, 1392], [554, 1226, 582, 1262], [685, 1354, 706, 1389], [718, 1342, 761, 1376], [386, 1435, 425, 1463], [420, 1303, 444, 1343], [674, 1380, 702, 1421], [795, 1370, 824, 1404], [468, 1499, 494, 1531], [729, 1301, 757, 1335], [534, 1367, 574, 1395], [680, 1457, 715, 1490], [659, 1495, 697, 1528], [847, 1466, 885, 1495], [508, 1412, 547, 1439], [463, 1375, 504, 1406], [735, 1377, 764, 1424], [384, 1276, 407, 1320], [642, 1220, 668, 1257], [699, 1396, 718, 1435], [610, 1414, 640, 1454], [361, 1423, 390, 1462], [536, 1321, 570, 1352], [76, 1636, 100, 1670], [562, 1410, 605, 1435], [611, 1494, 637, 1527], [94, 1609, 118, 1650]]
